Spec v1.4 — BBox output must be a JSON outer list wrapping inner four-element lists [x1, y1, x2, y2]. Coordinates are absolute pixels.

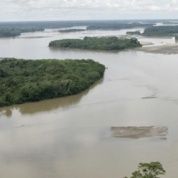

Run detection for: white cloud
[[1, 0, 178, 21]]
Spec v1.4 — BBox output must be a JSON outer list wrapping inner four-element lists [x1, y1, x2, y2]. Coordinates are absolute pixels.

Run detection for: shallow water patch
[[111, 126, 168, 139]]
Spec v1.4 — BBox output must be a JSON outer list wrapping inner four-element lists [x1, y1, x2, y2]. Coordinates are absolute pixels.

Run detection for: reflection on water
[[0, 80, 103, 117], [1, 30, 178, 178]]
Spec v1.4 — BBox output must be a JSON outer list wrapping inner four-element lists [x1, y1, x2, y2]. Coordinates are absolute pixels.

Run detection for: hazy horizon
[[1, 18, 178, 23], [1, 0, 178, 21]]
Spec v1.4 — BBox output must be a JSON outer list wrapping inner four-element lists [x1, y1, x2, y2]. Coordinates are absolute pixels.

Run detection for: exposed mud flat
[[140, 44, 178, 54], [111, 126, 168, 139]]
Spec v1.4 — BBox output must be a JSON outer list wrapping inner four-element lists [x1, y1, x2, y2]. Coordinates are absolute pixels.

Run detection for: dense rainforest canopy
[[0, 59, 105, 107], [49, 37, 142, 51]]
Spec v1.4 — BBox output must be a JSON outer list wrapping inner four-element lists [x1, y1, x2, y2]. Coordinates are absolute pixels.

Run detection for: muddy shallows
[[111, 126, 168, 139]]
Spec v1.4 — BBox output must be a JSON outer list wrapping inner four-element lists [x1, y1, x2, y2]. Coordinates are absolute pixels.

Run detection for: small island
[[0, 59, 105, 107], [86, 22, 152, 30], [126, 30, 142, 35], [59, 29, 86, 33], [0, 27, 43, 38], [49, 36, 142, 51]]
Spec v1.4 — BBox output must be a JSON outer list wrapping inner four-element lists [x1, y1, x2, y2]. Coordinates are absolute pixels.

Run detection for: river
[[0, 29, 177, 178]]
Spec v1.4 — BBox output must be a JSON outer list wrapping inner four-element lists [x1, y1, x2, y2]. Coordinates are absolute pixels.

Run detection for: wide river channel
[[0, 29, 177, 178]]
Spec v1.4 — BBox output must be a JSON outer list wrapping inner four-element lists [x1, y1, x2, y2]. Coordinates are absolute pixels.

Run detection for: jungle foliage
[[0, 59, 105, 107], [49, 37, 142, 51]]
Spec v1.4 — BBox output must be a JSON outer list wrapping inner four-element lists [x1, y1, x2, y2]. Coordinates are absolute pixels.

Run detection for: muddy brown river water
[[0, 29, 178, 178]]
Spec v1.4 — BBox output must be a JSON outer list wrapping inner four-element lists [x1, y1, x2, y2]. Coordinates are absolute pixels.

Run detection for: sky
[[1, 0, 178, 21]]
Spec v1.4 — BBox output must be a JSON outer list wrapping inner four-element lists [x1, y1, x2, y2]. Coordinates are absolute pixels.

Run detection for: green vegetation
[[86, 22, 152, 30], [143, 26, 178, 37], [49, 37, 142, 51], [0, 20, 153, 38], [0, 28, 43, 38], [0, 59, 105, 107], [124, 162, 166, 178]]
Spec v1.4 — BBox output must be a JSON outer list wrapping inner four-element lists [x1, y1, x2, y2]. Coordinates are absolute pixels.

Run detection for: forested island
[[59, 29, 86, 33], [49, 37, 142, 51], [126, 31, 142, 35], [0, 59, 105, 107]]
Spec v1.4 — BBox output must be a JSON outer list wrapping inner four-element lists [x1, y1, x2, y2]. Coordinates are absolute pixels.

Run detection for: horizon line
[[1, 18, 178, 23]]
